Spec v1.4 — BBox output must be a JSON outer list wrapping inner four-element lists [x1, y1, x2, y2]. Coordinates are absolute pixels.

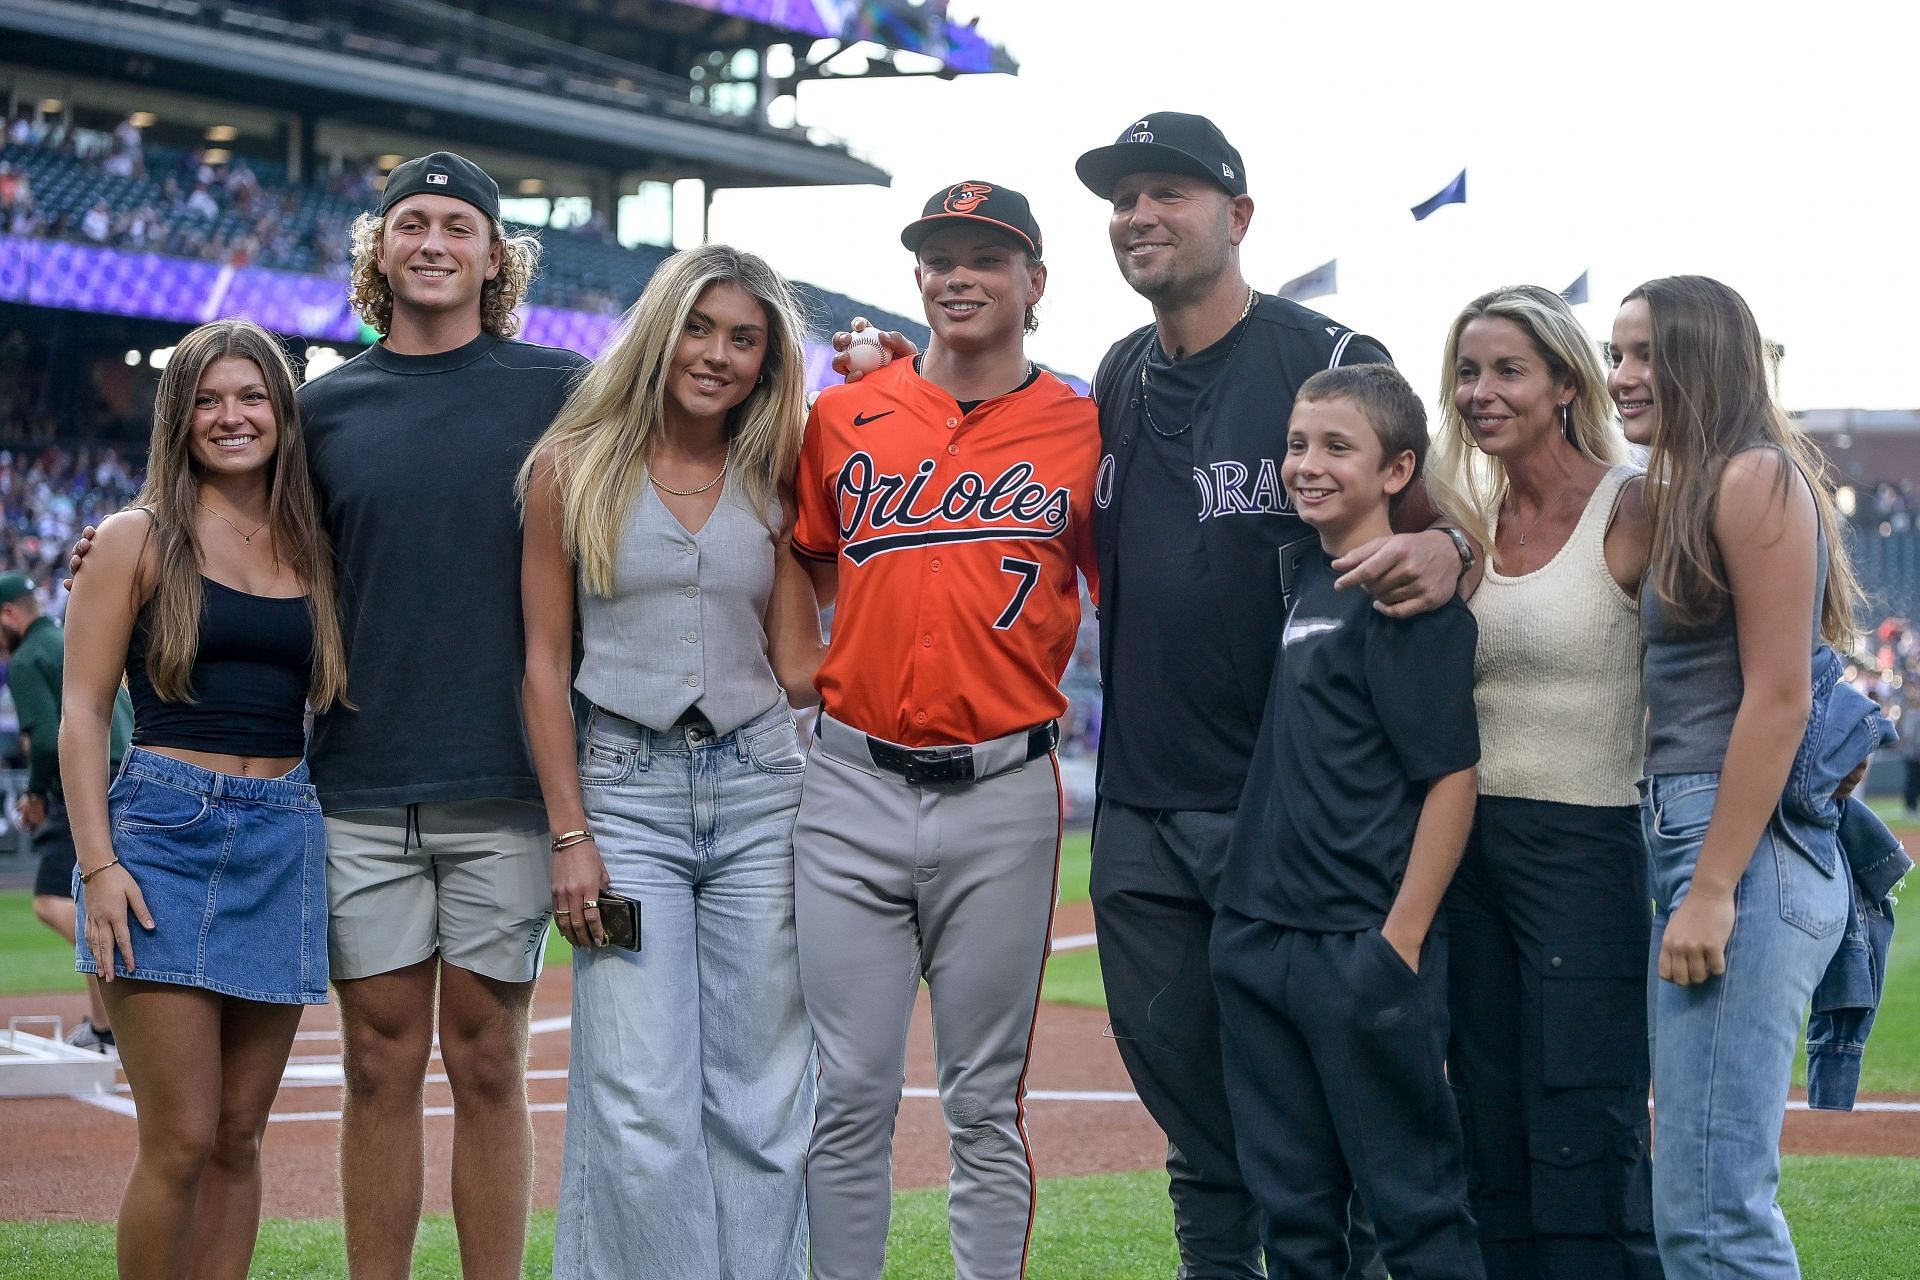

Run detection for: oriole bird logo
[[945, 182, 992, 213]]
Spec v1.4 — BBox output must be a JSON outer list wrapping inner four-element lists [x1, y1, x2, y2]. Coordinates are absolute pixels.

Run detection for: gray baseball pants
[[795, 713, 1063, 1280]]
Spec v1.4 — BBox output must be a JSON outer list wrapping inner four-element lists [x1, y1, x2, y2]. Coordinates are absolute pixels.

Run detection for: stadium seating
[[1, 141, 931, 344]]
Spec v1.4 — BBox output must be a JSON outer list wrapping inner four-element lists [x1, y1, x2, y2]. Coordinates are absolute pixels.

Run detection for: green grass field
[[5, 817, 1917, 1274], [3, 1158, 1916, 1279]]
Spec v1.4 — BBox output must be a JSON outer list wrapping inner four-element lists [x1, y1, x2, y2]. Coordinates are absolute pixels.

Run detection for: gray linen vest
[[574, 479, 785, 735]]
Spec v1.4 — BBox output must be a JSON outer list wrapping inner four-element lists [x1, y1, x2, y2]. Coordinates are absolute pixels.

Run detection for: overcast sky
[[711, 0, 1919, 412]]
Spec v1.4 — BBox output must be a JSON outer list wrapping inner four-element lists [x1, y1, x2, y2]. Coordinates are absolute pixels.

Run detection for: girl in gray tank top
[[1610, 276, 1862, 1280], [517, 245, 825, 1279]]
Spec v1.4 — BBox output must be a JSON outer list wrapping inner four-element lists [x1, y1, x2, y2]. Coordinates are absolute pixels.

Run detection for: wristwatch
[[1441, 527, 1475, 578]]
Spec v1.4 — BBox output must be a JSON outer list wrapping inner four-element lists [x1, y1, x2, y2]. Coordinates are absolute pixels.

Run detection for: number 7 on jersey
[[994, 556, 1042, 630]]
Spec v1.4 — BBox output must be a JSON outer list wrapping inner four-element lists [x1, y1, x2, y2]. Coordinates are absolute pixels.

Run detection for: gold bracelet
[[79, 857, 122, 885], [551, 831, 593, 853]]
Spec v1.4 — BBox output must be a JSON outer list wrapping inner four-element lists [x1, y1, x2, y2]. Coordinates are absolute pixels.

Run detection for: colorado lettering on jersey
[[835, 450, 1070, 565], [1094, 451, 1292, 522], [1193, 457, 1290, 521]]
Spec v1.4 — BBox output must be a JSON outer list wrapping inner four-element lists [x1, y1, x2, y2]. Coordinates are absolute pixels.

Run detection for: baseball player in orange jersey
[[791, 182, 1098, 1280]]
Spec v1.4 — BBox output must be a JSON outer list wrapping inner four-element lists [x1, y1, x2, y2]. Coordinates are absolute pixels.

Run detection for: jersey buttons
[[947, 444, 959, 456], [946, 417, 958, 428]]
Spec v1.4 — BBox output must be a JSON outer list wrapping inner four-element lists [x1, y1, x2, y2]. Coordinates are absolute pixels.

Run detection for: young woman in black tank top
[[62, 319, 349, 1280]]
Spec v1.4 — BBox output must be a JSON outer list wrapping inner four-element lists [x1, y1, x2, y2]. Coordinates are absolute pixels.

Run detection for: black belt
[[865, 722, 1058, 786]]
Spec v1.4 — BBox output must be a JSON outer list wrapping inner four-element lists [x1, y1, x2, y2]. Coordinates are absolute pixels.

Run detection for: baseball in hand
[[847, 328, 892, 374]]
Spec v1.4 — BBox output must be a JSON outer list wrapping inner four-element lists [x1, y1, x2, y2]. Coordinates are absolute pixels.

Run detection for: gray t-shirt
[[300, 333, 587, 811]]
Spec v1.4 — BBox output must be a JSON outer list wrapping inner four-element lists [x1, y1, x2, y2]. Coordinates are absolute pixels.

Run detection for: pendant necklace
[[197, 500, 267, 544], [1140, 288, 1258, 439]]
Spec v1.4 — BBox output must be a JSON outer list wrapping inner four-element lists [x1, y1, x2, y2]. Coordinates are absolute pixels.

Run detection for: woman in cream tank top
[[1429, 285, 1662, 1280]]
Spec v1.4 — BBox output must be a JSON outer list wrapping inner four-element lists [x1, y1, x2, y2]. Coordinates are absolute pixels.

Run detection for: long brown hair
[[137, 320, 351, 708], [516, 244, 809, 596], [1627, 275, 1861, 644]]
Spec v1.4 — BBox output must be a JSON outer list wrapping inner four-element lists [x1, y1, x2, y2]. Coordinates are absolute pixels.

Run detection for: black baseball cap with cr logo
[[900, 181, 1043, 259], [1075, 112, 1249, 200]]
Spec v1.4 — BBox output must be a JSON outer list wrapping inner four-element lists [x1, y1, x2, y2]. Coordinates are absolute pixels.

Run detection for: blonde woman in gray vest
[[517, 244, 826, 1279], [1429, 285, 1662, 1280]]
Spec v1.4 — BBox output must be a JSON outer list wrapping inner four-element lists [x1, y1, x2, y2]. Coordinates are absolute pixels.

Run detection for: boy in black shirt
[[1212, 364, 1485, 1279]]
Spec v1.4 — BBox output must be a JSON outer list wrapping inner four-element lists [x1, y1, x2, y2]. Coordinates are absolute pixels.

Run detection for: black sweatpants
[[1212, 908, 1485, 1280], [1091, 800, 1383, 1279], [1444, 797, 1661, 1280]]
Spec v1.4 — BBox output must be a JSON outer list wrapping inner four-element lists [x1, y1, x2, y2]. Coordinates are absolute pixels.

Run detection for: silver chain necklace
[[1139, 289, 1258, 440]]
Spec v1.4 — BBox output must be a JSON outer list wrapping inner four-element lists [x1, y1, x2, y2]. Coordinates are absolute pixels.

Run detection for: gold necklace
[[649, 449, 729, 497], [197, 500, 267, 544], [1506, 496, 1551, 548]]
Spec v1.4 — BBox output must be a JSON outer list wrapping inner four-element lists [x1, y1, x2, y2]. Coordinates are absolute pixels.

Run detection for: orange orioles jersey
[[794, 358, 1100, 747]]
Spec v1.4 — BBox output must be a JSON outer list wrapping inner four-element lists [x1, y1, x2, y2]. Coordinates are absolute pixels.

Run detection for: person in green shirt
[[0, 571, 132, 1051]]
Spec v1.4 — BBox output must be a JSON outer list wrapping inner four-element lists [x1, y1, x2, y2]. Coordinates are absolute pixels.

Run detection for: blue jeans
[[1641, 773, 1847, 1279], [553, 705, 814, 1280]]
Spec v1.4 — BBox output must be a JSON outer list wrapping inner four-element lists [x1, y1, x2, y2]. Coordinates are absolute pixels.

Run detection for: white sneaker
[[66, 1019, 117, 1057]]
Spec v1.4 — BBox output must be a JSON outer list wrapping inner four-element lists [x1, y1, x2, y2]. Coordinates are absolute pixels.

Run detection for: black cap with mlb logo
[[378, 151, 501, 222], [1074, 112, 1249, 199], [900, 181, 1043, 259]]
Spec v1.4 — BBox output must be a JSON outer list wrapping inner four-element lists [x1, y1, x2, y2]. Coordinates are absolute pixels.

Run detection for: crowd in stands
[[4, 112, 353, 278], [0, 442, 143, 622], [2, 114, 930, 343]]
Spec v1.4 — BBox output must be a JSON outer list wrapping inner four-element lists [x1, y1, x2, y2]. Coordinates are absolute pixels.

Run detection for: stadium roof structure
[[596, 1, 1019, 79], [0, 0, 935, 190]]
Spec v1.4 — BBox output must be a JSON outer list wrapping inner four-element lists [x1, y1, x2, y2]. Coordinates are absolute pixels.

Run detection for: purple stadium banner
[[0, 236, 1083, 395], [664, 0, 999, 73], [0, 237, 363, 342]]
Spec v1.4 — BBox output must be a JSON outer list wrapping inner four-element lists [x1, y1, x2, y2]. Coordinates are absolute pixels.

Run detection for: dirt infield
[[2, 898, 1915, 1223]]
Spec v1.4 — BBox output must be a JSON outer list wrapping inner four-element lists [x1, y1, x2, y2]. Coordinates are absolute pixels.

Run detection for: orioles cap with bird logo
[[900, 180, 1043, 258]]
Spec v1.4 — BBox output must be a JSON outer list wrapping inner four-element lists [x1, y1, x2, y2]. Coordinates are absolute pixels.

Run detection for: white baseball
[[847, 329, 891, 373]]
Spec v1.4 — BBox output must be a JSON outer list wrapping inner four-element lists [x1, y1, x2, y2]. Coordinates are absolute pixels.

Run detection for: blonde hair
[[135, 320, 351, 709], [1428, 284, 1626, 553], [517, 244, 809, 596], [346, 211, 540, 338], [1626, 275, 1862, 645]]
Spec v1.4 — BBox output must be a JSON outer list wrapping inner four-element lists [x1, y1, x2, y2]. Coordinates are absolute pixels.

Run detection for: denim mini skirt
[[75, 747, 327, 1003]]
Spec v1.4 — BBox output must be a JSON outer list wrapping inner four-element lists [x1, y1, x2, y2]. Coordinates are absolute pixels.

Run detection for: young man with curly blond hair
[[305, 151, 587, 1280]]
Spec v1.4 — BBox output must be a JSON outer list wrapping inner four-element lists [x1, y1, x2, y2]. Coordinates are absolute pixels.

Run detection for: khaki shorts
[[326, 798, 551, 984]]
